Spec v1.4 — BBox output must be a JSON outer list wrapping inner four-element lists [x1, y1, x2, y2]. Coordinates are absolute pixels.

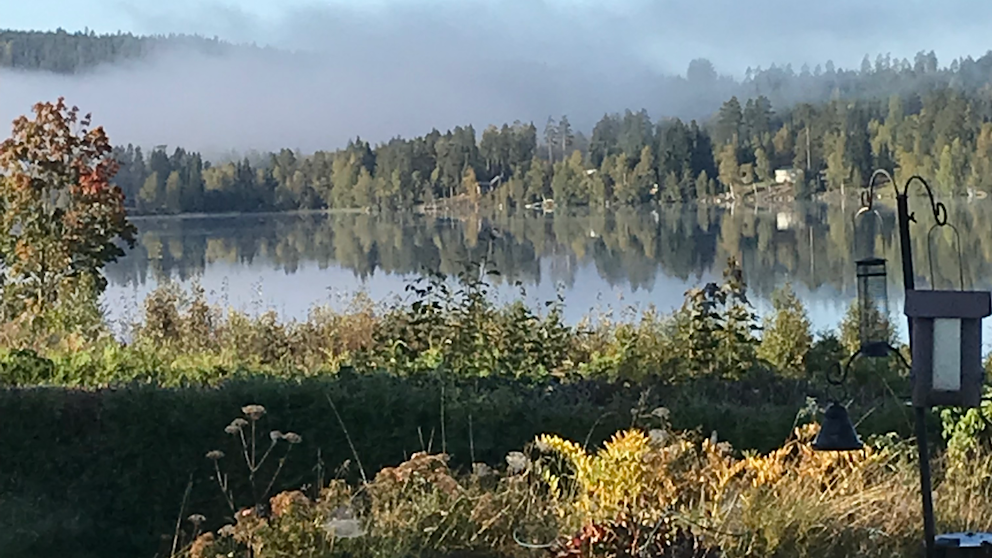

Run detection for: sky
[[3, 0, 992, 154]]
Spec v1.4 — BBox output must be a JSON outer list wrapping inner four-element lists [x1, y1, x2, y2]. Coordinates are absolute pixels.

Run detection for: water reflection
[[102, 200, 992, 337]]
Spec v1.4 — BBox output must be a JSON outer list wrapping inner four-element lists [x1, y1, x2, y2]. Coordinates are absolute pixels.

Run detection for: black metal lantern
[[856, 257, 890, 357], [812, 402, 864, 452]]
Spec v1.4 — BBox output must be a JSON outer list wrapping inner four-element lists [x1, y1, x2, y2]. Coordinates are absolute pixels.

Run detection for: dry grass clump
[[176, 419, 992, 558]]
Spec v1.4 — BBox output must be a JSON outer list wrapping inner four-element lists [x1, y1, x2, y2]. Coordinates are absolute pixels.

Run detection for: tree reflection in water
[[103, 200, 992, 334]]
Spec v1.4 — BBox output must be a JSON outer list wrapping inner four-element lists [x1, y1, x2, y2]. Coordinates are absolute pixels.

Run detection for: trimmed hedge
[[0, 371, 917, 558]]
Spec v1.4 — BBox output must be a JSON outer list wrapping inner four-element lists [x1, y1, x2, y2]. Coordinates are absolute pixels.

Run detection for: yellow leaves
[[537, 430, 652, 523], [535, 421, 893, 538], [13, 238, 35, 261]]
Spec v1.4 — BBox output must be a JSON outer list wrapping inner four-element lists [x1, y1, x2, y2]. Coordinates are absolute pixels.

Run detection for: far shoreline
[[123, 190, 991, 222]]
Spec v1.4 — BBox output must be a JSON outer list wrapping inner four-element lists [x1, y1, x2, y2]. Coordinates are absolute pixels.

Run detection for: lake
[[102, 199, 992, 348]]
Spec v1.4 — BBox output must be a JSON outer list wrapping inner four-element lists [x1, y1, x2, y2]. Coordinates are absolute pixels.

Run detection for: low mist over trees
[[6, 29, 992, 111], [7, 29, 992, 213]]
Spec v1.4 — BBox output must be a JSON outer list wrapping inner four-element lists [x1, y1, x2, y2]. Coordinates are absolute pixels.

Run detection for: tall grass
[[175, 420, 992, 558]]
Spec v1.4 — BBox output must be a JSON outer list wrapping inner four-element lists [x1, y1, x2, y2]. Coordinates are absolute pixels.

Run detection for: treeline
[[112, 84, 992, 214], [0, 29, 248, 73], [110, 114, 709, 213]]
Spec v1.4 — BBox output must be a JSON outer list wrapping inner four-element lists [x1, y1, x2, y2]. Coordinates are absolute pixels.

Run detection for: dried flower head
[[225, 418, 248, 435], [283, 432, 302, 444], [505, 451, 529, 474], [217, 524, 236, 538], [651, 407, 671, 420], [270, 490, 311, 517], [189, 532, 215, 558], [242, 405, 266, 421], [648, 429, 669, 446], [187, 514, 206, 526], [329, 505, 356, 520], [206, 450, 225, 461], [269, 430, 284, 442], [323, 517, 365, 539], [472, 462, 494, 477]]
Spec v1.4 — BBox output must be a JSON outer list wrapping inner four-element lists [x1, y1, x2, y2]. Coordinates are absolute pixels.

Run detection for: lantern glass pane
[[932, 318, 962, 391], [856, 258, 889, 357]]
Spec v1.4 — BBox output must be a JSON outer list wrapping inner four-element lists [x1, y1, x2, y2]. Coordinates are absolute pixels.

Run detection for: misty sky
[[4, 0, 991, 155]]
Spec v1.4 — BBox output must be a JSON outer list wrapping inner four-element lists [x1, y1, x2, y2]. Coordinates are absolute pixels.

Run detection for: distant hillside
[[0, 28, 264, 73]]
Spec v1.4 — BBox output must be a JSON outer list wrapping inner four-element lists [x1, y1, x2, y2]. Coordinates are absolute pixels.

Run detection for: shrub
[[757, 283, 812, 377], [670, 258, 761, 380]]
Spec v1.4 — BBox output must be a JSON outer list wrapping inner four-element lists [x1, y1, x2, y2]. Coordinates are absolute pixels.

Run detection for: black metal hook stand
[[826, 348, 862, 401], [864, 169, 943, 558], [827, 343, 910, 386]]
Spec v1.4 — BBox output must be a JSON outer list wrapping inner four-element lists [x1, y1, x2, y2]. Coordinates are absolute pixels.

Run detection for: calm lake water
[[102, 200, 992, 347]]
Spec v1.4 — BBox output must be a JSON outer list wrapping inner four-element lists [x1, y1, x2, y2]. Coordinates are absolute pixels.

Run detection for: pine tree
[[716, 96, 743, 146], [544, 116, 559, 163], [463, 166, 481, 202], [352, 167, 374, 208], [183, 154, 205, 212], [558, 115, 574, 159], [632, 145, 657, 202], [824, 132, 851, 191], [754, 147, 771, 183], [590, 114, 619, 168], [695, 170, 711, 200], [524, 157, 549, 202]]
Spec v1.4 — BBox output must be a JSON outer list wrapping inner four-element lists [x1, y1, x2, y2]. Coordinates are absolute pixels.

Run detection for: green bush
[[666, 257, 763, 380], [758, 283, 812, 377]]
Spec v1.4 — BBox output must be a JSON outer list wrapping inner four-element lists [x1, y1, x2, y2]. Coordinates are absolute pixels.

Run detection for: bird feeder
[[905, 290, 991, 408], [856, 257, 891, 358]]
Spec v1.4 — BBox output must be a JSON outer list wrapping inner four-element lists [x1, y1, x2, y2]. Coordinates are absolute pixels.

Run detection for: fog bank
[[4, 0, 991, 155]]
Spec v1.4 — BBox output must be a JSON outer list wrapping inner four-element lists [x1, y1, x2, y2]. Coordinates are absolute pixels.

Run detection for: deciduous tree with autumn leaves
[[0, 97, 136, 327]]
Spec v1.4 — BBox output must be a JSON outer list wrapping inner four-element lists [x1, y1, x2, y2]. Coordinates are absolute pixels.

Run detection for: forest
[[107, 87, 992, 215], [6, 29, 992, 214]]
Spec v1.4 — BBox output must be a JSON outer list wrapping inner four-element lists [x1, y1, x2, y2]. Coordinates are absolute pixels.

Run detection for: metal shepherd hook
[[863, 168, 950, 558]]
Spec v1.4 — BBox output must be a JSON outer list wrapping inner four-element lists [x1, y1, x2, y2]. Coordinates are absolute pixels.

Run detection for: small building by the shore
[[774, 168, 802, 185]]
